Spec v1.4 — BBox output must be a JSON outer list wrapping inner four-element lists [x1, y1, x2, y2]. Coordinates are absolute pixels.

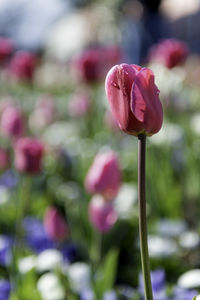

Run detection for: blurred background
[[0, 0, 200, 299]]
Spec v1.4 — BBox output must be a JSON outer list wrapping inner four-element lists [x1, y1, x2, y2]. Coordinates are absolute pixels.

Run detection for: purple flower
[[0, 235, 12, 266], [23, 217, 55, 253], [0, 170, 18, 189], [103, 291, 117, 300], [61, 243, 77, 263], [173, 287, 197, 300], [139, 269, 167, 300], [80, 289, 94, 300], [0, 280, 11, 300]]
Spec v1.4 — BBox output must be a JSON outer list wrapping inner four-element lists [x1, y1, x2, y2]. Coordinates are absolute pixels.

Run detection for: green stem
[[138, 134, 153, 300], [11, 175, 32, 295]]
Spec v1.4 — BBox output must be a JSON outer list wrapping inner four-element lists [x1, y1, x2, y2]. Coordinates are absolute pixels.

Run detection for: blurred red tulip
[[0, 106, 24, 138], [14, 137, 44, 174], [9, 50, 37, 81], [148, 39, 188, 69], [89, 195, 117, 233], [44, 206, 68, 241], [85, 151, 121, 200], [105, 63, 163, 136], [72, 45, 121, 83], [0, 37, 14, 65]]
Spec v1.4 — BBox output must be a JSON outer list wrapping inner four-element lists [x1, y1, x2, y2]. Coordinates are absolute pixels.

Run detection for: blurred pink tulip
[[0, 106, 24, 138], [148, 39, 188, 69], [0, 147, 9, 170], [68, 92, 91, 117], [29, 95, 56, 132], [85, 151, 121, 200], [105, 64, 163, 136], [9, 50, 37, 81], [0, 37, 14, 65], [89, 195, 117, 233], [14, 137, 44, 174], [44, 206, 68, 241]]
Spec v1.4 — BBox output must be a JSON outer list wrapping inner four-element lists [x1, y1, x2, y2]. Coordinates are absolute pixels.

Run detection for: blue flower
[[0, 280, 11, 300], [0, 235, 12, 266], [173, 287, 197, 300], [0, 170, 18, 189], [23, 217, 55, 253]]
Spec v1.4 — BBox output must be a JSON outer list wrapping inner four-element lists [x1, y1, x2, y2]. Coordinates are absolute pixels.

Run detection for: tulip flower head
[[44, 206, 68, 241], [148, 39, 188, 69], [85, 151, 121, 201], [14, 137, 44, 174], [105, 64, 163, 136], [0, 106, 24, 138], [89, 195, 117, 233], [9, 50, 37, 81], [0, 37, 14, 65]]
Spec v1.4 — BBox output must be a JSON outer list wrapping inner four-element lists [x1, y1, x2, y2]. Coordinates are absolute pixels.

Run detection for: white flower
[[150, 123, 184, 146], [36, 249, 62, 272], [148, 235, 178, 258], [179, 231, 199, 249], [191, 113, 200, 136], [156, 219, 186, 238], [114, 184, 137, 219], [37, 273, 65, 300], [0, 187, 9, 204], [18, 256, 36, 274], [178, 269, 200, 289], [67, 262, 91, 293]]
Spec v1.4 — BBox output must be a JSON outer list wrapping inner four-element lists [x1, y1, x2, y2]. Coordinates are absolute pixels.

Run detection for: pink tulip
[[85, 151, 121, 200], [0, 148, 9, 170], [68, 92, 91, 117], [105, 64, 163, 136], [9, 50, 37, 81], [148, 39, 188, 69], [29, 95, 56, 132], [14, 137, 44, 174], [0, 37, 14, 65], [0, 106, 24, 138], [89, 195, 117, 233], [44, 206, 68, 241]]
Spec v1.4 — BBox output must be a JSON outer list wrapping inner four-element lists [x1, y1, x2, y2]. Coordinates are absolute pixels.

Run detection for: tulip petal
[[131, 68, 163, 135], [105, 64, 144, 134]]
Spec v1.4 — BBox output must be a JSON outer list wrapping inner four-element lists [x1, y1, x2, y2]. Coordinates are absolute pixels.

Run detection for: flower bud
[[105, 63, 163, 136], [44, 206, 68, 241], [14, 137, 44, 174], [85, 151, 121, 200], [89, 195, 117, 233]]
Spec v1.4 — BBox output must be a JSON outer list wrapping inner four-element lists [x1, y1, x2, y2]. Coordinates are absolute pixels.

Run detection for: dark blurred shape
[[119, 0, 169, 63]]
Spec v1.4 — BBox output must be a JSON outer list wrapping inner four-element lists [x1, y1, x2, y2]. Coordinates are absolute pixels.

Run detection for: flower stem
[[138, 134, 153, 300]]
